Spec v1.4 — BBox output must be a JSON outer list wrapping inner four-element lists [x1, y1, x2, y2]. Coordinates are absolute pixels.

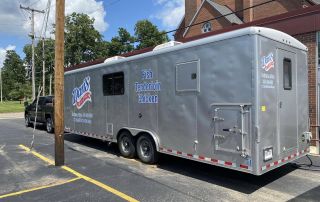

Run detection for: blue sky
[[0, 0, 184, 66]]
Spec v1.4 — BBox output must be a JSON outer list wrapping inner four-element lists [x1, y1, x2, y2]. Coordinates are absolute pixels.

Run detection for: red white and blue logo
[[72, 76, 92, 109], [261, 52, 275, 72]]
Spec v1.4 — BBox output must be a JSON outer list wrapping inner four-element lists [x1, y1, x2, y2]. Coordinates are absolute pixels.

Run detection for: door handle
[[279, 101, 282, 108]]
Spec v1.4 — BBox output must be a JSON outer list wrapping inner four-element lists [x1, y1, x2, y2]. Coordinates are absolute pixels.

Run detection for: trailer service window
[[283, 59, 292, 90], [103, 72, 125, 96]]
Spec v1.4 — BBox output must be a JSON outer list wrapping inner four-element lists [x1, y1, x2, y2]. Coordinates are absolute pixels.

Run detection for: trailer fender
[[121, 127, 160, 151]]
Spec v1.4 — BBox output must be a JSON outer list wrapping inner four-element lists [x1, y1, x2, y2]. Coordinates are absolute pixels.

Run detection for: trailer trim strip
[[261, 148, 310, 171], [159, 147, 251, 171], [65, 128, 113, 141]]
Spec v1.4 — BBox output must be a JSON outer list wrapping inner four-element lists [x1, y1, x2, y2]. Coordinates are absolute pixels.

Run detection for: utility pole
[[34, 35, 51, 96], [20, 5, 44, 101], [0, 66, 2, 103], [42, 38, 45, 96], [54, 0, 65, 166], [49, 74, 52, 95]]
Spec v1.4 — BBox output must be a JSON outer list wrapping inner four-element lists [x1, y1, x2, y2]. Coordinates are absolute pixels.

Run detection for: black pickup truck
[[25, 96, 54, 133]]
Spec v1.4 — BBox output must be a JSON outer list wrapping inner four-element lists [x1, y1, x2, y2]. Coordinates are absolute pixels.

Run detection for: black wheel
[[118, 131, 136, 158], [136, 134, 158, 164], [25, 114, 31, 127], [46, 117, 54, 133]]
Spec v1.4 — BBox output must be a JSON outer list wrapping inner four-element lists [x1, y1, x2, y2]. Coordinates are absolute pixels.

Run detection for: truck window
[[103, 72, 124, 96], [283, 58, 292, 90], [45, 97, 53, 104], [38, 97, 46, 105]]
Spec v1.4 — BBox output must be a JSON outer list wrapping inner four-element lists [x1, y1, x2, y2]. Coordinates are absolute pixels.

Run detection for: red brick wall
[[294, 32, 318, 145], [175, 18, 186, 41], [244, 0, 313, 22], [185, 0, 202, 28], [177, 0, 315, 40], [215, 0, 244, 20], [184, 2, 231, 39]]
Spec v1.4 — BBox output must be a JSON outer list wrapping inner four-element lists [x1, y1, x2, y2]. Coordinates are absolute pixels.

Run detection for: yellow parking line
[[0, 177, 81, 199], [19, 144, 139, 202], [19, 144, 54, 165]]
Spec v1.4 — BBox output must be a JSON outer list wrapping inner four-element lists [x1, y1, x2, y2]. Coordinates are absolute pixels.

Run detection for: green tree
[[23, 38, 55, 95], [2, 50, 29, 100], [134, 20, 169, 50], [108, 28, 135, 57], [64, 12, 107, 66]]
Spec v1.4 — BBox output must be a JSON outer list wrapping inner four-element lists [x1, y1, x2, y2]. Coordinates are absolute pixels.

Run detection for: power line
[[39, 0, 49, 38], [20, 4, 45, 101], [27, 0, 42, 7], [19, 0, 29, 21], [42, 0, 52, 38], [164, 0, 276, 38], [128, 0, 276, 44], [94, 0, 276, 46]]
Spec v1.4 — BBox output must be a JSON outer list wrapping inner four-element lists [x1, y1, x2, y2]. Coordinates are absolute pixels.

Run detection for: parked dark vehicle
[[25, 96, 54, 133]]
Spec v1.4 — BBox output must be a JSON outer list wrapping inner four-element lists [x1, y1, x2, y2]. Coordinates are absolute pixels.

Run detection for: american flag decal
[[261, 52, 275, 72]]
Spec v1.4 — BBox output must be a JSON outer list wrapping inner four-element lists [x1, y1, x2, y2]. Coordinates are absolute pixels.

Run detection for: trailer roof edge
[[65, 27, 307, 75]]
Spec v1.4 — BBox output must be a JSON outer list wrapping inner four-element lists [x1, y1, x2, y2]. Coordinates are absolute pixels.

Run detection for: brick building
[[175, 0, 318, 40], [175, 0, 320, 152]]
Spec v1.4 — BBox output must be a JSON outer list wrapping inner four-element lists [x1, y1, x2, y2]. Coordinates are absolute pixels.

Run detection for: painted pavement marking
[[0, 177, 81, 199], [19, 144, 139, 202]]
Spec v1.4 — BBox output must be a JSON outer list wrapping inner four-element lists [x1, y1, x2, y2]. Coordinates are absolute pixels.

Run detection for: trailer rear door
[[277, 49, 298, 153]]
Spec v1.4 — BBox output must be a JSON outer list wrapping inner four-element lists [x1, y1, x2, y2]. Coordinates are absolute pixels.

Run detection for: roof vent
[[153, 41, 183, 51], [104, 56, 125, 63]]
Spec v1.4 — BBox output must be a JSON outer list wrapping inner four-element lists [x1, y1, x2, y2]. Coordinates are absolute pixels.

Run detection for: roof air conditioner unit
[[153, 41, 183, 51], [104, 56, 125, 63]]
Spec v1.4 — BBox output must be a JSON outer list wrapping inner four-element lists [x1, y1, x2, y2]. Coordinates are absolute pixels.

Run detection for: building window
[[202, 22, 212, 33], [103, 72, 124, 96]]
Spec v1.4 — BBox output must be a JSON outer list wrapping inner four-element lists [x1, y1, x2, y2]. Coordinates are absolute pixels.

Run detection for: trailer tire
[[118, 131, 136, 158], [46, 117, 54, 133], [25, 114, 31, 127], [136, 134, 158, 164]]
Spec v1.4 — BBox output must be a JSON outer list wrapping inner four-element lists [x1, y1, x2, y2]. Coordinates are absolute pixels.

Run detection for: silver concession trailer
[[65, 27, 311, 175]]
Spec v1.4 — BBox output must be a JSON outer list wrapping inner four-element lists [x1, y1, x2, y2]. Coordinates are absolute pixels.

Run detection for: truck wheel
[[136, 134, 158, 164], [46, 117, 54, 133], [118, 131, 136, 158], [25, 115, 31, 127]]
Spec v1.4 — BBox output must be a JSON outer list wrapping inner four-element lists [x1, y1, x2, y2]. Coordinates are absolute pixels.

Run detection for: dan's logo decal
[[72, 76, 92, 109], [261, 52, 275, 72]]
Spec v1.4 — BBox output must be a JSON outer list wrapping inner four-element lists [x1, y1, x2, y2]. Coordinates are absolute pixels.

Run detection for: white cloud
[[0, 0, 108, 38], [153, 0, 185, 30], [0, 45, 16, 68]]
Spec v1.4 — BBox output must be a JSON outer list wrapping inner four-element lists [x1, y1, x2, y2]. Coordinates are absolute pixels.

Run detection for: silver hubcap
[[47, 119, 52, 131], [140, 139, 151, 158], [121, 137, 131, 153], [25, 117, 29, 125]]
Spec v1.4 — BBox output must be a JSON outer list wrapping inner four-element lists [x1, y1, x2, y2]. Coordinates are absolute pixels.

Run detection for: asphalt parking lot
[[0, 118, 320, 202]]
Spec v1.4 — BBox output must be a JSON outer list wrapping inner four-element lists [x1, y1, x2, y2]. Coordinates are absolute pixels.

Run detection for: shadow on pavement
[[64, 133, 120, 157], [157, 153, 296, 194], [288, 185, 320, 202], [63, 133, 297, 195]]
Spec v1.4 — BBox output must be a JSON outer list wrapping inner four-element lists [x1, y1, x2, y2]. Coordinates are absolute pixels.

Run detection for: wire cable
[[43, 0, 52, 38], [170, 0, 275, 35], [30, 86, 43, 150], [128, 0, 276, 44], [291, 154, 320, 171]]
